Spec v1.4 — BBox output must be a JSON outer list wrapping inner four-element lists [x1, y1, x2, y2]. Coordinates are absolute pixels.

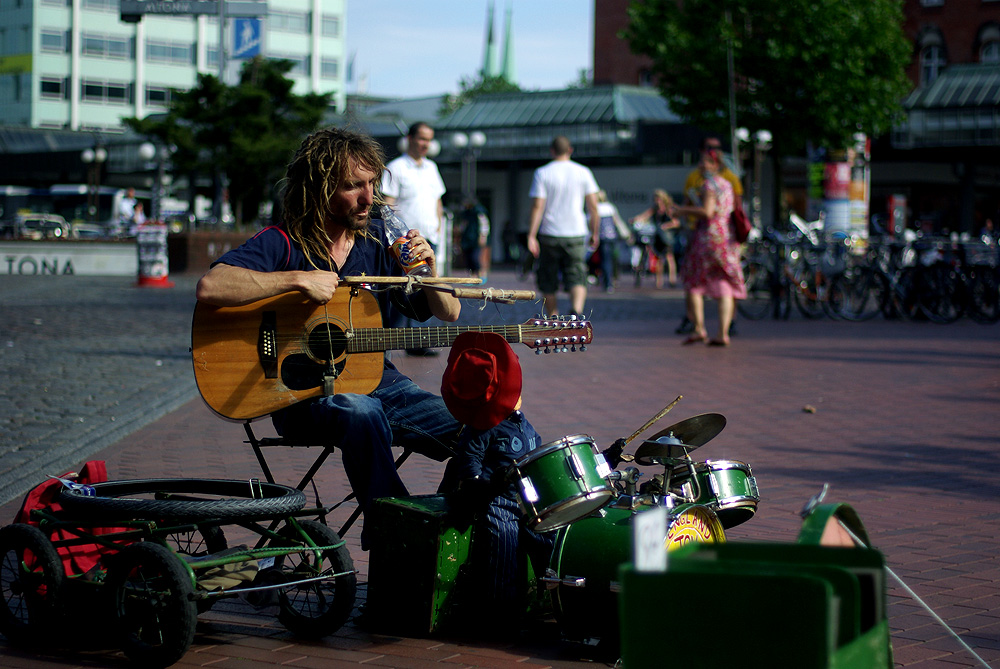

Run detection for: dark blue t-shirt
[[212, 218, 433, 389]]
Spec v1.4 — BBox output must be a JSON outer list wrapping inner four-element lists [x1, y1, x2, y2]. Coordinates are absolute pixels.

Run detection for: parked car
[[1, 213, 71, 240]]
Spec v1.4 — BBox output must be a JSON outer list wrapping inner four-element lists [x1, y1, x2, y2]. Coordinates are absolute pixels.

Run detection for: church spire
[[500, 4, 516, 84], [481, 1, 499, 78]]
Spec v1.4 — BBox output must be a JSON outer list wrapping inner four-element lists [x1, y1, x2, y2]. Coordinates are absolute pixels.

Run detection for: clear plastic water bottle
[[380, 204, 431, 276]]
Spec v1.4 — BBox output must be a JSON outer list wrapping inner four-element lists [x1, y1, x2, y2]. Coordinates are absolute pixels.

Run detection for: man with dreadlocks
[[196, 126, 462, 548]]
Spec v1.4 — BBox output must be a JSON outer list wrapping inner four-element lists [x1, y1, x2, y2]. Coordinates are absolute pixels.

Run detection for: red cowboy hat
[[441, 331, 522, 431]]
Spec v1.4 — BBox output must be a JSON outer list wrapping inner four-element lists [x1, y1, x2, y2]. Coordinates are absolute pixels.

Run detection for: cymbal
[[633, 437, 701, 466], [647, 413, 726, 448]]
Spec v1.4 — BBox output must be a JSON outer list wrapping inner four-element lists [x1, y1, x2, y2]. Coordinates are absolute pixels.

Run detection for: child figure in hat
[[438, 331, 555, 632]]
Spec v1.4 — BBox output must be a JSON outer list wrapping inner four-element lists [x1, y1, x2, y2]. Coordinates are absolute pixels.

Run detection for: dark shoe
[[675, 317, 694, 335], [405, 348, 439, 357], [729, 321, 739, 337]]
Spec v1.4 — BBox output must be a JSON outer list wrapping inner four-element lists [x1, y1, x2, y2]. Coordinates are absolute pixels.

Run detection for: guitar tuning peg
[[535, 348, 542, 355], [580, 344, 587, 352]]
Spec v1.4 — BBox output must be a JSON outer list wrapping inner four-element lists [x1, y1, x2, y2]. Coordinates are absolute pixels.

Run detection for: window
[[272, 53, 310, 76], [82, 33, 131, 60], [40, 77, 65, 99], [270, 9, 310, 33], [321, 15, 340, 37], [321, 57, 338, 79], [145, 85, 173, 107], [920, 45, 946, 85], [40, 29, 68, 53], [921, 0, 944, 6], [81, 79, 132, 104], [82, 0, 116, 11], [146, 40, 193, 65]]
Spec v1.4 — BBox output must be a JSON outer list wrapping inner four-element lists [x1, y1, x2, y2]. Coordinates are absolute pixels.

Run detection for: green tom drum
[[509, 434, 613, 533], [547, 503, 725, 641], [671, 459, 759, 529]]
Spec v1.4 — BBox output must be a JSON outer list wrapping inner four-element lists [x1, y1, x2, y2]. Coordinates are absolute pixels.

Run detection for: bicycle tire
[[271, 520, 356, 639], [738, 259, 772, 320], [0, 523, 64, 646], [56, 479, 306, 521], [919, 265, 962, 324], [827, 266, 880, 322], [967, 267, 1000, 324], [106, 541, 197, 668]]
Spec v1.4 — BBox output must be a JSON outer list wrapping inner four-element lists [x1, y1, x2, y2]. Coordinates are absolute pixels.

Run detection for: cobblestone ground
[[1, 268, 998, 668]]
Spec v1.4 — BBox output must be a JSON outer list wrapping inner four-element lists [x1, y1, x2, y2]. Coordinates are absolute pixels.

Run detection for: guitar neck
[[347, 324, 524, 353]]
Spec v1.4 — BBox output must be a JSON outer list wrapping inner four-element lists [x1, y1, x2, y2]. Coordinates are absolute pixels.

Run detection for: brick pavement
[[1, 268, 998, 667]]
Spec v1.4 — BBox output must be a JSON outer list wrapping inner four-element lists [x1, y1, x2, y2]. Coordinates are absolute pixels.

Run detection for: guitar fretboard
[[345, 320, 590, 353]]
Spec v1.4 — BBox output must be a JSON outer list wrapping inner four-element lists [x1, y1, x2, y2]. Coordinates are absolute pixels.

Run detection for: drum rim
[[671, 459, 752, 476], [525, 487, 614, 532], [512, 433, 597, 467]]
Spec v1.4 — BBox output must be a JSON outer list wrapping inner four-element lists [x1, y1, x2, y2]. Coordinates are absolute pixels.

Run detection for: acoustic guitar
[[191, 288, 593, 420]]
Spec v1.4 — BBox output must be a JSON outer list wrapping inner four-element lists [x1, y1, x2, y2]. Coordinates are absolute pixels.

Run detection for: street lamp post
[[80, 146, 107, 222], [139, 142, 171, 222], [451, 131, 486, 199], [752, 130, 772, 230]]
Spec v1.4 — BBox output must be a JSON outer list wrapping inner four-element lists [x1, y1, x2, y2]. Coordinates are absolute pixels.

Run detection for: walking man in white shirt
[[526, 136, 601, 317], [384, 121, 448, 355]]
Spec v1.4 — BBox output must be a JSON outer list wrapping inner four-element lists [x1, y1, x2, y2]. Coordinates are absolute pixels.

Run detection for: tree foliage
[[439, 74, 522, 116], [125, 57, 330, 226], [623, 0, 912, 158]]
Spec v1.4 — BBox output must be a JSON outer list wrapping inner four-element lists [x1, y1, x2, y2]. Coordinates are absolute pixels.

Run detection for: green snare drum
[[671, 459, 759, 529], [509, 434, 613, 532], [546, 503, 725, 641]]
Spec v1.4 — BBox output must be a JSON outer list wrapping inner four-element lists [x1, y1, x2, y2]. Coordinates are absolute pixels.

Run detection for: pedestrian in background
[[459, 197, 491, 281], [526, 136, 601, 317], [383, 121, 447, 356], [671, 146, 746, 347], [595, 190, 631, 292], [677, 135, 745, 335], [630, 189, 680, 289]]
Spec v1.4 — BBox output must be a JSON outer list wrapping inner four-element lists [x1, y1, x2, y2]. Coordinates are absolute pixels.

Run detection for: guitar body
[[192, 290, 384, 420], [192, 289, 594, 421]]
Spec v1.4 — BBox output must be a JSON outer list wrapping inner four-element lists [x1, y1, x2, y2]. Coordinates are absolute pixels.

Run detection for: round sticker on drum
[[665, 506, 726, 550]]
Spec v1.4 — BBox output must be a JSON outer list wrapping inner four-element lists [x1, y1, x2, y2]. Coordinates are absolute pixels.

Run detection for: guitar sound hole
[[306, 323, 347, 362]]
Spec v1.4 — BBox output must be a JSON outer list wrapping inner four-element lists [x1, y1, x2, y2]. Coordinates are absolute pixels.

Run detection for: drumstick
[[624, 395, 683, 445]]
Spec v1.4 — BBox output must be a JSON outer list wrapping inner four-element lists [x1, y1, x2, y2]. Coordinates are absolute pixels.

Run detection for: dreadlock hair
[[280, 126, 386, 269]]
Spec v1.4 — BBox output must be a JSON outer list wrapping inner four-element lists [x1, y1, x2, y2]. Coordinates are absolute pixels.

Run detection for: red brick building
[[592, 0, 1000, 231]]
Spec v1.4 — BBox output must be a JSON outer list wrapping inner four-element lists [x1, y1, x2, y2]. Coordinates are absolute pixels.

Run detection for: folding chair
[[242, 421, 414, 537]]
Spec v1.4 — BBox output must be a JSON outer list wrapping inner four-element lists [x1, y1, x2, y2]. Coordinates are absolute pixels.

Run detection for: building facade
[[0, 0, 346, 131]]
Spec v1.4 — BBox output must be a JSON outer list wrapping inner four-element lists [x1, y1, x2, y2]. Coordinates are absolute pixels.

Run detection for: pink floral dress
[[681, 174, 747, 299]]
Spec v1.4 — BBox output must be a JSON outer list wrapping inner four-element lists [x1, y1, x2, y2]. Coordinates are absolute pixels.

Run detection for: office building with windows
[[0, 0, 346, 131]]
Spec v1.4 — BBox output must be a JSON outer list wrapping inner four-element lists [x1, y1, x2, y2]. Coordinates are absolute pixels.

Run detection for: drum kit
[[506, 399, 760, 642]]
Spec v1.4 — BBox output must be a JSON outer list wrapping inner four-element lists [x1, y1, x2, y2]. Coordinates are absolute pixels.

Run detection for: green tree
[[623, 0, 912, 159], [125, 57, 330, 226], [439, 74, 521, 116]]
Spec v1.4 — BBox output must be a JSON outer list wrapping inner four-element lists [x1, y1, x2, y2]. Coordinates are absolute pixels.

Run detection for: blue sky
[[345, 1, 594, 99]]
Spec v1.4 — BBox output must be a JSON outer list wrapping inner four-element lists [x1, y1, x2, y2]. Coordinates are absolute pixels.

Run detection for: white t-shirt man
[[528, 160, 600, 238], [383, 154, 446, 248]]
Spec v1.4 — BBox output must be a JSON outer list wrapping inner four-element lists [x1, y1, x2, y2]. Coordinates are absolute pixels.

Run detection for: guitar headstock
[[519, 314, 593, 354]]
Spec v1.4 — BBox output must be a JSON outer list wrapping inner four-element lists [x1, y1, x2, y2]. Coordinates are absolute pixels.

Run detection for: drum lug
[[567, 452, 586, 481], [748, 476, 759, 498], [519, 477, 540, 503], [540, 569, 587, 590]]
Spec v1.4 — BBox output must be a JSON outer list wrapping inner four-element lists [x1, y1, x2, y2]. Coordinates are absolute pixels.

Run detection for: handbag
[[730, 207, 751, 244]]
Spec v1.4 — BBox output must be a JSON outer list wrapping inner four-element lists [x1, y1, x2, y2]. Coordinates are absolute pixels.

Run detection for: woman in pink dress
[[672, 148, 746, 346]]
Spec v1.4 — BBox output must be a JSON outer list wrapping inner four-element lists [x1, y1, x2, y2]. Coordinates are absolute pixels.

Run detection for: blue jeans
[[272, 378, 460, 541]]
